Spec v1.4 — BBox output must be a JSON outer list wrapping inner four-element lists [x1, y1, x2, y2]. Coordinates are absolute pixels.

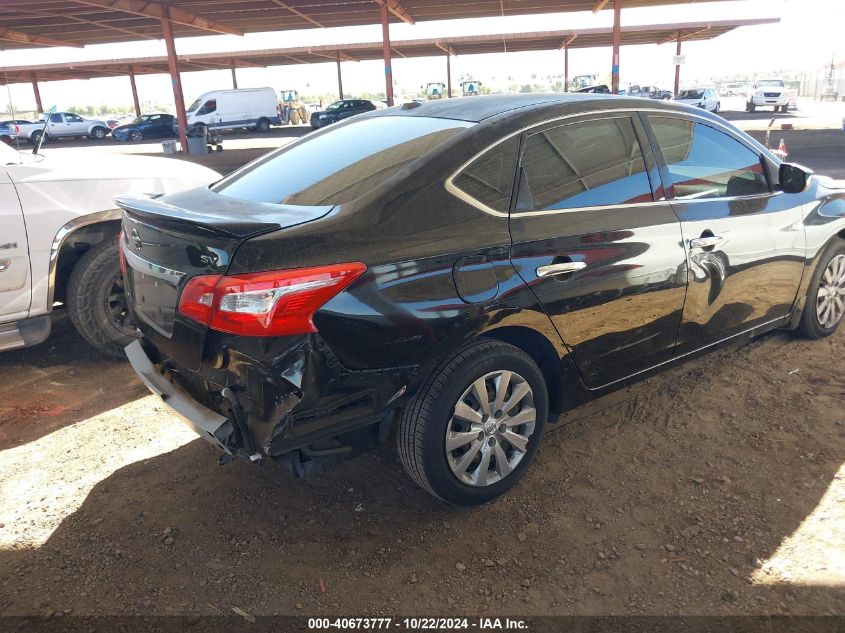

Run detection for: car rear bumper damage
[[125, 335, 413, 475], [125, 339, 233, 454]]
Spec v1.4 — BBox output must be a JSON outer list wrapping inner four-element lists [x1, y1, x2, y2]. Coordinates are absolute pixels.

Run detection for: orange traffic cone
[[778, 138, 788, 157]]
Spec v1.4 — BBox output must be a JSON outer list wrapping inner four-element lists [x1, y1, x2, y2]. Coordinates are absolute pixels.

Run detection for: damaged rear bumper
[[125, 339, 233, 454]]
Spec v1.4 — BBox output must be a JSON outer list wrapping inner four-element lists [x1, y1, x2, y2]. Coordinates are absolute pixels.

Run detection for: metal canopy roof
[[1, 0, 736, 50], [0, 19, 778, 85]]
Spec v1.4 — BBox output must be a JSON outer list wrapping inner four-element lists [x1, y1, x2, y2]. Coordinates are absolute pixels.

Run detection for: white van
[[181, 88, 280, 133]]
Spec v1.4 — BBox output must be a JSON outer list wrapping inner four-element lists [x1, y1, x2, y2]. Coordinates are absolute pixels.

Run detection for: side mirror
[[779, 162, 813, 194]]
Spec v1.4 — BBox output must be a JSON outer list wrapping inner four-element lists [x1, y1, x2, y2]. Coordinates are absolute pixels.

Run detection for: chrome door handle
[[536, 261, 586, 277], [0, 259, 10, 273], [689, 235, 725, 250]]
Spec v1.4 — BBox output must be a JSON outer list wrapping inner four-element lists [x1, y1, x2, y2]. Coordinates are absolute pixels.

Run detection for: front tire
[[67, 239, 136, 358], [797, 242, 845, 339], [90, 126, 107, 140], [129, 130, 143, 141], [397, 339, 548, 505]]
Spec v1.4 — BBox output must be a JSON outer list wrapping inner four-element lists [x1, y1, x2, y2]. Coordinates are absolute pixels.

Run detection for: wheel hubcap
[[445, 370, 536, 487], [817, 254, 845, 329]]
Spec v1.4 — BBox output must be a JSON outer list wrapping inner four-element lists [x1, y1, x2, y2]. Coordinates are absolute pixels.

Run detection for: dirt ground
[[1, 312, 844, 619]]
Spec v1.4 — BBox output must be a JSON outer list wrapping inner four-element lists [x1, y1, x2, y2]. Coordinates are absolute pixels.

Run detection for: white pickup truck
[[17, 112, 112, 144], [0, 142, 219, 356], [745, 79, 797, 113]]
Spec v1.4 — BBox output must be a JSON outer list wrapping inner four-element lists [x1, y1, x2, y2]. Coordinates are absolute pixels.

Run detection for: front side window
[[520, 117, 653, 211], [214, 116, 471, 206], [451, 136, 519, 212], [197, 100, 217, 115], [650, 117, 769, 200]]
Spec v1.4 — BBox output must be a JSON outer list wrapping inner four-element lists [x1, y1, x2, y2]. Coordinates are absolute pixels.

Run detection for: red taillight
[[118, 230, 126, 275], [177, 263, 366, 337]]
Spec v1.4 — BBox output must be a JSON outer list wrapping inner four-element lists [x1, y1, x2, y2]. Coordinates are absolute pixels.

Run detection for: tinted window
[[650, 117, 769, 199], [520, 117, 653, 211], [452, 136, 519, 211], [214, 116, 471, 206], [197, 100, 216, 115], [49, 113, 63, 123]]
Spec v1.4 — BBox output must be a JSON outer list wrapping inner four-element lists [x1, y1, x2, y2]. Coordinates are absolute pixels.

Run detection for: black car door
[[643, 114, 806, 351], [507, 112, 688, 389]]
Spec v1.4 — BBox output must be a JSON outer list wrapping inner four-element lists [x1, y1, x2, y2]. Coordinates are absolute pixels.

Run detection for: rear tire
[[67, 239, 136, 358], [256, 117, 270, 132], [749, 103, 756, 112], [397, 339, 548, 505], [30, 130, 45, 144], [797, 241, 845, 339]]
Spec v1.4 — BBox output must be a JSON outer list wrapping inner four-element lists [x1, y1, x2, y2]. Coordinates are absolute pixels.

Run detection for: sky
[[1, 0, 841, 113]]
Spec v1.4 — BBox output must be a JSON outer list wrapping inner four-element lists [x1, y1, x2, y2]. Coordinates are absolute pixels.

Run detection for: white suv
[[746, 79, 790, 113]]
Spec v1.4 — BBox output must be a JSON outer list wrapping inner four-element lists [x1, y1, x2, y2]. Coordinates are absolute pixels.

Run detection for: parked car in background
[[0, 141, 219, 357], [675, 88, 720, 113], [113, 113, 176, 142], [179, 87, 281, 134], [719, 82, 747, 96], [119, 94, 845, 505], [0, 122, 19, 144], [745, 79, 795, 113], [629, 85, 673, 100], [310, 99, 377, 128], [16, 112, 111, 144], [575, 85, 611, 94]]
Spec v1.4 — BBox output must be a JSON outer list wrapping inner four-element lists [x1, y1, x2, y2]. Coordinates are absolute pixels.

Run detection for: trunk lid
[[117, 187, 333, 369]]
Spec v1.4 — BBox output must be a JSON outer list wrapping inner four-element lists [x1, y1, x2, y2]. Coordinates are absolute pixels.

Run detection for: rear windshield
[[213, 116, 472, 206]]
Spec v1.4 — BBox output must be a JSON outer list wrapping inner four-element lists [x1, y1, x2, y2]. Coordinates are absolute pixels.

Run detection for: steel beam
[[611, 0, 621, 94], [561, 35, 577, 92], [336, 54, 344, 99], [446, 52, 452, 98], [674, 33, 682, 96], [593, 0, 611, 12], [0, 27, 80, 48], [75, 0, 244, 36], [160, 7, 189, 152], [381, 4, 394, 106], [373, 0, 415, 25], [31, 74, 43, 113], [269, 0, 325, 28], [129, 67, 141, 116]]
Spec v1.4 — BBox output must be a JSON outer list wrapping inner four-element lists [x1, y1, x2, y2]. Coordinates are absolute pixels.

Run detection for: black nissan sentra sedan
[[118, 94, 845, 505]]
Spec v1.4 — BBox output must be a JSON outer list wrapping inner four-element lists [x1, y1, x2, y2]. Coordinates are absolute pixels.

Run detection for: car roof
[[375, 93, 694, 123]]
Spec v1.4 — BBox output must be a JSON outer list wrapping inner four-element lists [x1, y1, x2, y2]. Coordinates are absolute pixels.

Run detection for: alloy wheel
[[817, 254, 845, 328], [445, 370, 536, 487], [105, 272, 136, 336]]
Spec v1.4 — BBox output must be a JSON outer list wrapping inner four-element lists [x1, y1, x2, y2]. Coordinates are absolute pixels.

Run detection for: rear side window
[[214, 116, 471, 206], [650, 117, 769, 199], [520, 116, 653, 211], [451, 136, 519, 212]]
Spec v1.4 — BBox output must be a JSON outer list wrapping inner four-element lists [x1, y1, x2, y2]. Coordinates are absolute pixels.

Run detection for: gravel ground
[[1, 315, 843, 619]]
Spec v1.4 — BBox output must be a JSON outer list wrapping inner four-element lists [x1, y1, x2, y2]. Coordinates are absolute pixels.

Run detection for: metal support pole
[[160, 6, 188, 153], [611, 0, 621, 94], [336, 53, 344, 99], [230, 59, 238, 89], [129, 67, 141, 117], [673, 33, 682, 97], [564, 44, 569, 92], [31, 74, 43, 114], [380, 4, 394, 107], [446, 52, 452, 98]]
